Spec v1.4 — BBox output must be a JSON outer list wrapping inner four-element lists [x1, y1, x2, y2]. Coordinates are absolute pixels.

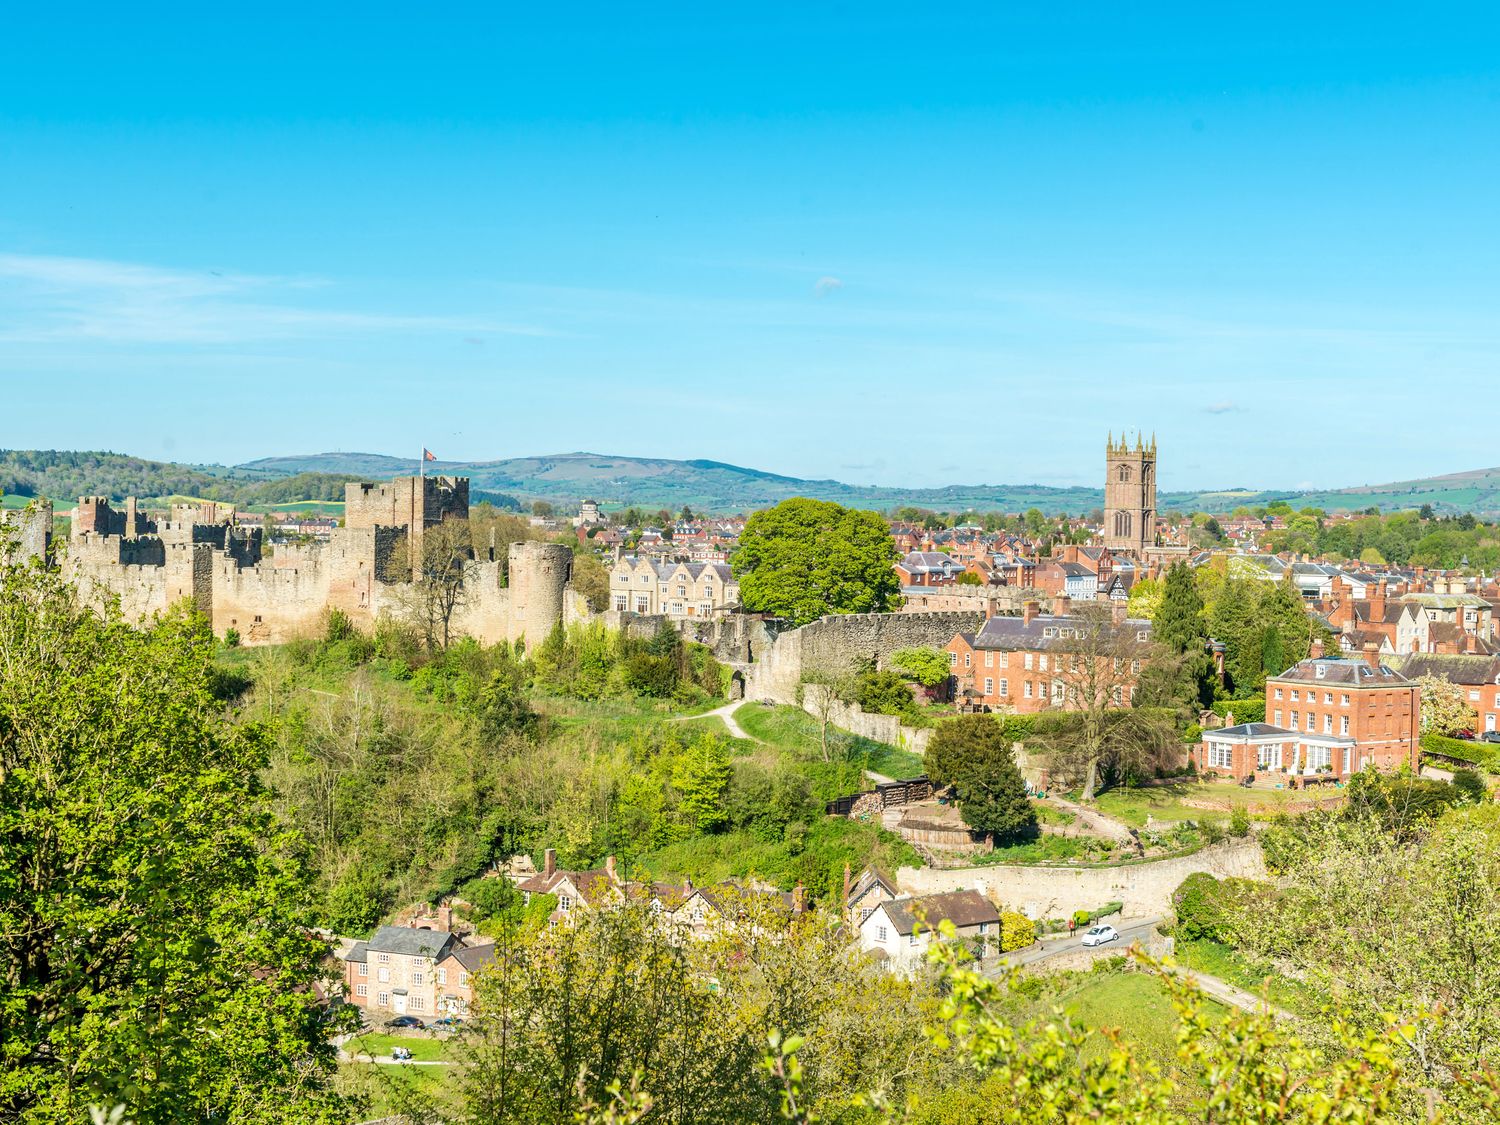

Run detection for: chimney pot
[[792, 883, 807, 914]]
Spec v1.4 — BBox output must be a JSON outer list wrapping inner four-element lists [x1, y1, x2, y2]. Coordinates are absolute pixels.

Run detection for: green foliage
[[925, 715, 1037, 842], [0, 564, 349, 1123], [891, 646, 952, 689], [1421, 731, 1496, 765], [998, 911, 1036, 952], [1416, 673, 1481, 737], [673, 733, 734, 831], [1228, 804, 1252, 838], [732, 497, 899, 625], [1344, 767, 1467, 838], [1453, 768, 1488, 803], [1172, 873, 1243, 942], [853, 667, 921, 721]]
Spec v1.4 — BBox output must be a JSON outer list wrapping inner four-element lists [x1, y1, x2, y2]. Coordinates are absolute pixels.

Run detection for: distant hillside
[[9, 447, 1500, 517], [239, 450, 1500, 516]]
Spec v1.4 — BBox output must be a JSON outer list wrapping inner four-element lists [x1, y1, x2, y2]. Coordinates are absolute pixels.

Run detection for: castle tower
[[507, 541, 572, 643], [1103, 431, 1156, 558]]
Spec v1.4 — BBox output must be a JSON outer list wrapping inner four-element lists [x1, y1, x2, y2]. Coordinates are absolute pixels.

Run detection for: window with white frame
[[984, 651, 993, 668], [998, 678, 1008, 697], [1207, 743, 1232, 769], [998, 651, 1008, 668], [436, 968, 446, 985], [876, 925, 887, 942], [378, 968, 390, 983], [1023, 681, 1033, 699], [412, 972, 424, 987], [1024, 653, 1034, 670], [411, 996, 425, 1011], [356, 983, 368, 997], [948, 651, 957, 666], [1273, 710, 1283, 726], [983, 677, 993, 695], [1039, 655, 1048, 672], [1306, 744, 1332, 771], [558, 894, 572, 912], [1340, 715, 1349, 735], [357, 962, 367, 977], [1257, 743, 1282, 770], [1323, 714, 1333, 734], [377, 992, 389, 1007]]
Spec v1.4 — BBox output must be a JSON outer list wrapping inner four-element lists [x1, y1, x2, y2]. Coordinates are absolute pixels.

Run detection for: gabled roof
[[970, 613, 1151, 652], [847, 866, 898, 904], [367, 925, 457, 961], [445, 943, 497, 973], [1204, 722, 1296, 740], [343, 940, 369, 964], [876, 890, 999, 936], [1393, 653, 1500, 685]]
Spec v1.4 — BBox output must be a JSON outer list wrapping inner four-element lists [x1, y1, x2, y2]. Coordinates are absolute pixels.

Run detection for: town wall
[[801, 683, 932, 755], [1, 500, 54, 564], [750, 611, 983, 703], [896, 840, 1265, 922]]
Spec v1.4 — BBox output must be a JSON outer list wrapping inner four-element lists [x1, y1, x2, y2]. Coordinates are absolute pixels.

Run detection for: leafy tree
[[531, 499, 555, 517], [1171, 872, 1243, 942], [1124, 575, 1163, 621], [732, 498, 899, 625], [925, 715, 1037, 842], [390, 517, 473, 652], [1032, 604, 1178, 800], [955, 571, 983, 586], [567, 547, 611, 612], [1415, 673, 1480, 736], [673, 733, 733, 831], [891, 646, 952, 689], [476, 647, 540, 739], [1153, 563, 1213, 707], [0, 563, 349, 1123], [854, 668, 921, 721]]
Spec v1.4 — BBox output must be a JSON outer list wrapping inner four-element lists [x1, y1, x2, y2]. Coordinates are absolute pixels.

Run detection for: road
[[992, 915, 1164, 970]]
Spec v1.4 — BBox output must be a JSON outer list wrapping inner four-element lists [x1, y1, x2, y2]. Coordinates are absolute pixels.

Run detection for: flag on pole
[[423, 448, 437, 462]]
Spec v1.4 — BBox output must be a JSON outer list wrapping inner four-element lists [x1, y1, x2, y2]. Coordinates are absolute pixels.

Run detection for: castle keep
[[64, 476, 589, 646]]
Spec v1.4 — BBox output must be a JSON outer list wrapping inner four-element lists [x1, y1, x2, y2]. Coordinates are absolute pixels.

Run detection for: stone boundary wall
[[751, 610, 983, 704], [801, 683, 932, 755], [896, 840, 1265, 922]]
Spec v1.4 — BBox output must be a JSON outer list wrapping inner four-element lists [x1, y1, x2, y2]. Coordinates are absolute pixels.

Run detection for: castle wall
[[506, 541, 572, 644], [748, 611, 984, 703], [211, 550, 333, 644], [1, 500, 54, 564]]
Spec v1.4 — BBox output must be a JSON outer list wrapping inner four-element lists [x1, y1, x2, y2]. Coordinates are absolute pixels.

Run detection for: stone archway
[[728, 670, 746, 701]]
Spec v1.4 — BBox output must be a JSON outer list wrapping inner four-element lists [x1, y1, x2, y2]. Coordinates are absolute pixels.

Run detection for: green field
[[1031, 970, 1228, 1069], [1173, 939, 1318, 1017], [734, 703, 927, 779]]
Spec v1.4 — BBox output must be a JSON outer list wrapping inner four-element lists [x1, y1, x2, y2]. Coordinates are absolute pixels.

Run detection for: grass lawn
[[1087, 779, 1344, 827], [1174, 938, 1319, 1017], [347, 1031, 453, 1062], [735, 703, 927, 779], [338, 1058, 452, 1116], [1036, 970, 1228, 1070]]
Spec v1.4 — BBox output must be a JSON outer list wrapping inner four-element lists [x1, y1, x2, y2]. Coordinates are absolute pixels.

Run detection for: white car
[[1080, 924, 1119, 948]]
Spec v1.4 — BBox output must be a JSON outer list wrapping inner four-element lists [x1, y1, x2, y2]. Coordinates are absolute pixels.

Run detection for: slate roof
[[848, 866, 898, 904], [879, 890, 1000, 936], [1204, 722, 1297, 740], [1272, 657, 1408, 686], [343, 940, 369, 964], [1403, 593, 1492, 609], [1393, 654, 1500, 685], [367, 925, 457, 961], [445, 944, 497, 973], [969, 613, 1152, 652], [900, 551, 965, 574]]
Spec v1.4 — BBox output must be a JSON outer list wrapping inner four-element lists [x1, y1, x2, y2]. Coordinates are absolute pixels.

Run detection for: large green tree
[[1150, 562, 1214, 709], [731, 498, 899, 626], [924, 715, 1036, 842], [0, 561, 348, 1123]]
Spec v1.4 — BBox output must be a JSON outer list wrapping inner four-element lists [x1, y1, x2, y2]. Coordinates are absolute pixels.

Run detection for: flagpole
[[419, 445, 425, 479]]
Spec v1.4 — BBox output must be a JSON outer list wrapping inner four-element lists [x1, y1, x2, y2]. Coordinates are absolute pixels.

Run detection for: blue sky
[[2, 4, 1498, 491]]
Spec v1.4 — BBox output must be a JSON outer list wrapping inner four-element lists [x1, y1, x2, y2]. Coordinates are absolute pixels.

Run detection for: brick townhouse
[[1194, 650, 1419, 783], [1393, 653, 1500, 736], [945, 599, 1152, 714]]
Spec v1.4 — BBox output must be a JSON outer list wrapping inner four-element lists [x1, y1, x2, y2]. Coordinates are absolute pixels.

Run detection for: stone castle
[[61, 475, 590, 646]]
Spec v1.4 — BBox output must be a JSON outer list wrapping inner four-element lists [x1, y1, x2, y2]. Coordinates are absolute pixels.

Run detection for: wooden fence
[[826, 775, 933, 817]]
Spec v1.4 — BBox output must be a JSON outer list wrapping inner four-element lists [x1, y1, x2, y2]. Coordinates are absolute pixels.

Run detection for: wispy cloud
[[1203, 400, 1242, 414], [0, 253, 547, 344], [813, 275, 844, 297]]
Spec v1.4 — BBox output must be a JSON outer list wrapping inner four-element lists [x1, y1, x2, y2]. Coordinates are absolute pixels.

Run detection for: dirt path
[[1046, 793, 1135, 844], [678, 700, 758, 741]]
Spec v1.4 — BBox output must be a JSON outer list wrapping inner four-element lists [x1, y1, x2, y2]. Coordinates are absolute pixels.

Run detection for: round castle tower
[[508, 540, 573, 642]]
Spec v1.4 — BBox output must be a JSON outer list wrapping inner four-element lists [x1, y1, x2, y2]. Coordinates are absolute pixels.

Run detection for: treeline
[[0, 448, 367, 508], [1249, 503, 1500, 569]]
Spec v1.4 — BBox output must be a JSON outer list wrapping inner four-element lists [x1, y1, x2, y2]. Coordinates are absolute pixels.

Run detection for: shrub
[[1453, 768, 1488, 803], [1228, 806, 1252, 838], [223, 628, 241, 648], [1172, 873, 1238, 943], [1209, 697, 1266, 724], [999, 911, 1036, 952]]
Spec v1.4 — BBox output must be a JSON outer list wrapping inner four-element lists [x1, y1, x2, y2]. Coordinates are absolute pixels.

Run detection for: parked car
[[433, 1017, 464, 1030], [385, 1016, 426, 1030], [1080, 924, 1119, 948], [1480, 731, 1500, 744], [391, 1046, 413, 1062], [1454, 729, 1477, 741]]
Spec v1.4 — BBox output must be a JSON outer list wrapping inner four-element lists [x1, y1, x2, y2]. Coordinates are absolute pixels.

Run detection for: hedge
[[1421, 732, 1498, 768], [1209, 697, 1266, 724]]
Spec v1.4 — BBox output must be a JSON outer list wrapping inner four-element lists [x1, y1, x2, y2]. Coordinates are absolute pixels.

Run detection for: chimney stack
[[1112, 601, 1128, 625], [1023, 600, 1039, 625], [1053, 594, 1071, 617], [682, 876, 693, 896], [543, 848, 557, 879], [1309, 637, 1325, 659], [605, 854, 618, 884], [1362, 642, 1381, 671], [792, 883, 807, 915]]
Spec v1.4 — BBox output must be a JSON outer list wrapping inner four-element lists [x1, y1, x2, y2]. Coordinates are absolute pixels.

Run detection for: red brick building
[[945, 600, 1151, 714], [1194, 654, 1419, 782]]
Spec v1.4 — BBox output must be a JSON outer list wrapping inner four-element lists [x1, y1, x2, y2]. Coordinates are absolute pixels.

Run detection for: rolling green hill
[[9, 447, 1500, 517]]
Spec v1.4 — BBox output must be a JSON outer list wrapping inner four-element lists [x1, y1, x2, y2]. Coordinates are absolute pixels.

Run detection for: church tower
[[1103, 432, 1156, 558]]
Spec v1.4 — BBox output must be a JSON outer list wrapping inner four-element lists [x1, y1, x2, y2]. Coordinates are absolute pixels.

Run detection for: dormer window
[[1315, 665, 1326, 679]]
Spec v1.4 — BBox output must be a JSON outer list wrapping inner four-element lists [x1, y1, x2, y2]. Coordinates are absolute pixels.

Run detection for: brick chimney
[[1112, 602, 1128, 625], [682, 876, 693, 896], [543, 848, 557, 879], [984, 596, 999, 622], [605, 854, 618, 884], [792, 883, 807, 914], [1023, 600, 1040, 625], [1309, 637, 1324, 659], [437, 902, 454, 932], [1368, 581, 1387, 621], [1362, 641, 1381, 671], [1053, 594, 1071, 617]]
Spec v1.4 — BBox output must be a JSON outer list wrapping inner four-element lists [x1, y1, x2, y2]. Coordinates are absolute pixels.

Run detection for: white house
[[858, 890, 1000, 974]]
